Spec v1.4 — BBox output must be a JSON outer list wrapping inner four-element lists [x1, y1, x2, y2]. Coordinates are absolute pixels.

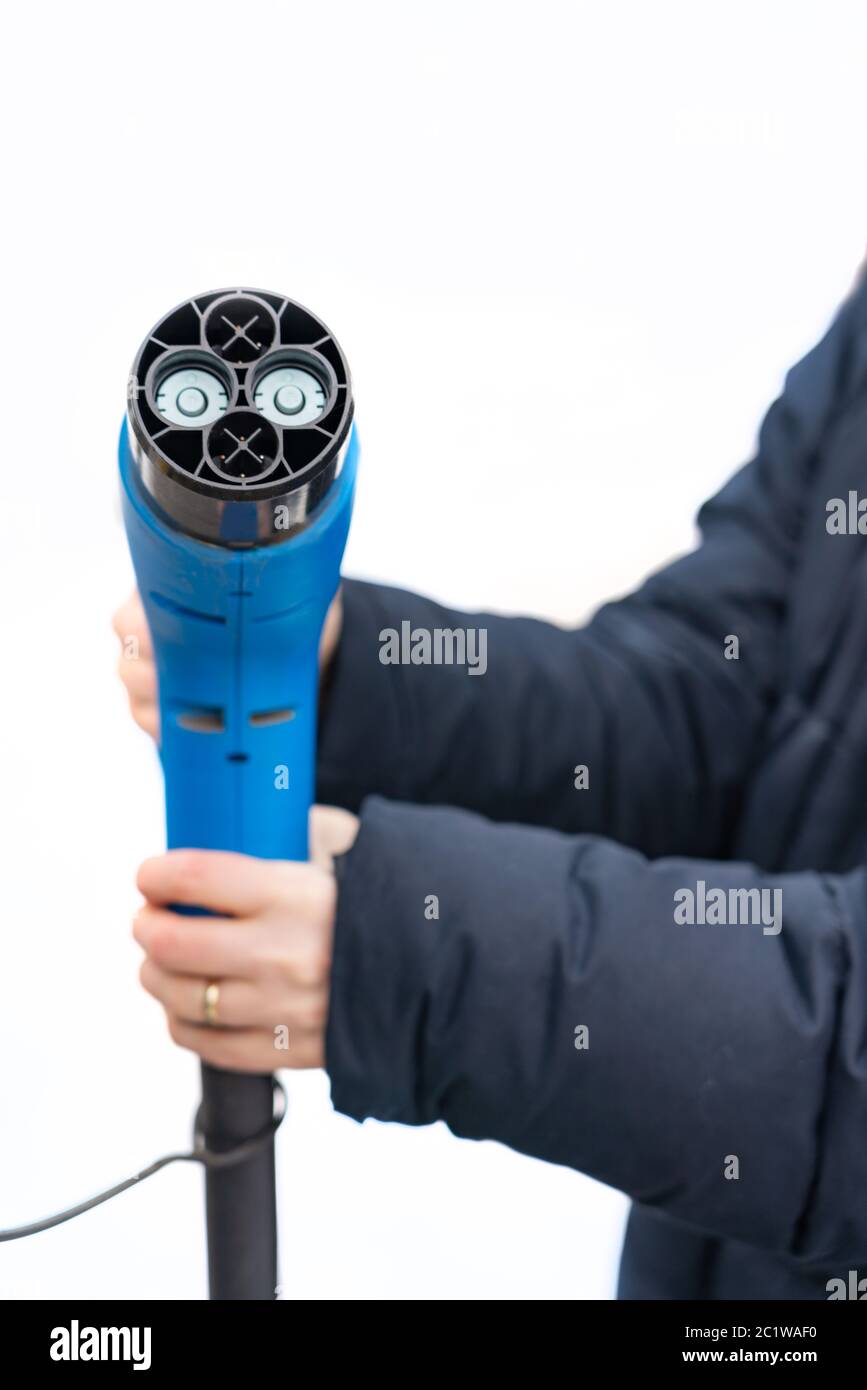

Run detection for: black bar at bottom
[[29, 1298, 861, 1371], [197, 1063, 277, 1301]]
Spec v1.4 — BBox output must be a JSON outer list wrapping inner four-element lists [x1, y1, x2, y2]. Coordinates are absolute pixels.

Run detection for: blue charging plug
[[119, 289, 357, 1299]]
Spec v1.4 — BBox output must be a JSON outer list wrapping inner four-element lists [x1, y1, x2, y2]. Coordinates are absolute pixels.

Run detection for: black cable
[[0, 1077, 287, 1242]]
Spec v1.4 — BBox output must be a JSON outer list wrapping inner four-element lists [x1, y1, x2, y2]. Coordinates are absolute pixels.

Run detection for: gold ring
[[203, 981, 220, 1027]]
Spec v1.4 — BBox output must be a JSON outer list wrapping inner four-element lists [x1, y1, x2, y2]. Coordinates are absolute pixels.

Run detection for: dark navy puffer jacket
[[316, 271, 867, 1300]]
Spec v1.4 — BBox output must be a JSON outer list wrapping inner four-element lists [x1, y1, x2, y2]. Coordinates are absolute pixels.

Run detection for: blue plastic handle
[[118, 422, 358, 863]]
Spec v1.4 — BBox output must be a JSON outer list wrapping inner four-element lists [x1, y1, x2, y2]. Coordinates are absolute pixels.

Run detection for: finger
[[130, 700, 159, 739], [136, 849, 281, 916], [133, 906, 260, 978], [139, 958, 326, 1030], [318, 588, 342, 672], [167, 1017, 323, 1072], [112, 592, 153, 657], [310, 805, 359, 869], [117, 654, 157, 700]]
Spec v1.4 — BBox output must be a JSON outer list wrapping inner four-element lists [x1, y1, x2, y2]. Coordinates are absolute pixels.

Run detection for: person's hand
[[112, 590, 158, 739], [112, 587, 345, 740], [133, 806, 359, 1072]]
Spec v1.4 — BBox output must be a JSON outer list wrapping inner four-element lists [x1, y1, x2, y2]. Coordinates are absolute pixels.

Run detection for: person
[[113, 265, 867, 1301]]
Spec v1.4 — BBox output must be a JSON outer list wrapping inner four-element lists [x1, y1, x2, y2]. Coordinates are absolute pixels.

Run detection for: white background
[[1, 0, 866, 1300]]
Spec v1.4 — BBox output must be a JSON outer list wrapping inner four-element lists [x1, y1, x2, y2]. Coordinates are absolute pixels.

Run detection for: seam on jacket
[[789, 873, 850, 1262]]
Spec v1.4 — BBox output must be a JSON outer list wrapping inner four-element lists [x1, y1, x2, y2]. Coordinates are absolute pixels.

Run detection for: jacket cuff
[[324, 795, 439, 1125], [324, 793, 578, 1131]]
